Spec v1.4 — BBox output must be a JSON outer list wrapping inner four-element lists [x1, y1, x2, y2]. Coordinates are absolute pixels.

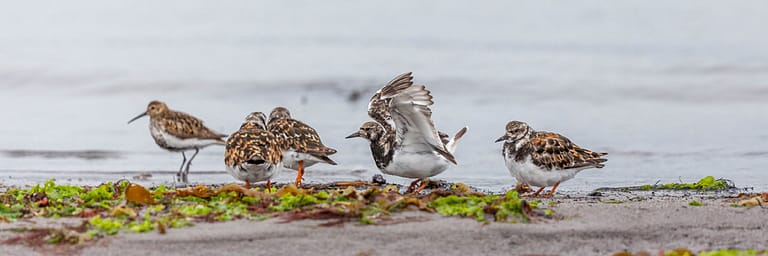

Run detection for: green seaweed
[[699, 249, 768, 256], [598, 176, 734, 193], [430, 195, 489, 221], [271, 193, 320, 212], [0, 180, 551, 247], [688, 200, 703, 207], [89, 216, 123, 236], [429, 190, 532, 223], [644, 176, 731, 191]]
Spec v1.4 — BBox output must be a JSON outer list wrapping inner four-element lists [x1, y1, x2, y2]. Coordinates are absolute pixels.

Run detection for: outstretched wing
[[389, 84, 456, 164], [161, 111, 227, 141], [528, 132, 607, 171], [368, 72, 414, 130]]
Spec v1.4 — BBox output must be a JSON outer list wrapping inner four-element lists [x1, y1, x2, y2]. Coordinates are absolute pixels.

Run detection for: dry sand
[[2, 192, 766, 256]]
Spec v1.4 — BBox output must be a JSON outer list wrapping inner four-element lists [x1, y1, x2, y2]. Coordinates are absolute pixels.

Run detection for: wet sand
[[2, 192, 766, 256]]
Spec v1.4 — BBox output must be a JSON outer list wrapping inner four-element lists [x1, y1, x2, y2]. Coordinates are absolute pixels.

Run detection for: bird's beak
[[128, 112, 148, 124], [345, 132, 361, 139], [494, 135, 507, 143]]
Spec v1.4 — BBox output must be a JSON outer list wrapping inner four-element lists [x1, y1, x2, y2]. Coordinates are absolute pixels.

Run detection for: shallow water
[[1, 1, 767, 191]]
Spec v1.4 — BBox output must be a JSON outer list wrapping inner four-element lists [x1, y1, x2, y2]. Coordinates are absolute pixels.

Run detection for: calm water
[[1, 1, 766, 191]]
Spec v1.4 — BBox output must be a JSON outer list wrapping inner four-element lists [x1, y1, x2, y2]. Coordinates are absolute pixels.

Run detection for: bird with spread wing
[[347, 72, 467, 193]]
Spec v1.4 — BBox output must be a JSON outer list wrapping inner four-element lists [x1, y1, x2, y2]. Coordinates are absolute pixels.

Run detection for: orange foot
[[406, 179, 422, 193], [543, 182, 560, 198], [523, 186, 546, 198], [414, 180, 429, 193]]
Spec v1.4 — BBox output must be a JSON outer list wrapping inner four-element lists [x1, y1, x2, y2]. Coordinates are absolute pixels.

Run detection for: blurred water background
[[1, 1, 766, 191]]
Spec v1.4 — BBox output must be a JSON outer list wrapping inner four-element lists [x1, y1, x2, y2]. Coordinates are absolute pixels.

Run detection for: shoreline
[[1, 190, 766, 256]]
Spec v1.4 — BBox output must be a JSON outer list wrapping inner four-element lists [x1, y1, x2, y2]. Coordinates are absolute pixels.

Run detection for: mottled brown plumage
[[367, 72, 417, 130], [138, 101, 226, 143], [499, 121, 607, 171], [267, 107, 337, 187], [527, 132, 607, 170], [224, 130, 284, 168], [156, 111, 227, 141], [128, 100, 227, 183], [267, 107, 337, 164], [239, 112, 268, 131], [347, 121, 395, 170], [225, 112, 288, 189], [496, 121, 607, 197]]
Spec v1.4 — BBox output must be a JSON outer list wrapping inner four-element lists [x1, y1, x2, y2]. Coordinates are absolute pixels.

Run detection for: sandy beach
[[2, 191, 765, 256], [1, 2, 768, 256]]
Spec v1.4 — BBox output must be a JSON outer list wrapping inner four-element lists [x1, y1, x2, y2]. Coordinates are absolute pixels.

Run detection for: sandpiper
[[224, 112, 287, 190], [346, 72, 468, 193], [128, 100, 226, 184], [267, 107, 337, 188], [495, 121, 607, 197]]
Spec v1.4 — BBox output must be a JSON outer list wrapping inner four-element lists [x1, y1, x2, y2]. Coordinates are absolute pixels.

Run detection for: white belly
[[226, 163, 281, 183], [504, 156, 579, 187], [382, 150, 451, 179], [150, 125, 221, 151], [281, 150, 321, 170]]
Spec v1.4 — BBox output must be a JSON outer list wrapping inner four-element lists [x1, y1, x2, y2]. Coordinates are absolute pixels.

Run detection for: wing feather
[[161, 111, 226, 140], [528, 132, 607, 171], [389, 85, 456, 164], [368, 72, 414, 129], [268, 119, 337, 164]]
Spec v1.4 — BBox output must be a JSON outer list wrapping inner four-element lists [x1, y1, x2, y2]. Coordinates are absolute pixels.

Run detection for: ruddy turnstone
[[128, 100, 226, 184], [224, 112, 287, 190], [495, 121, 607, 197], [267, 107, 337, 187], [346, 72, 468, 193]]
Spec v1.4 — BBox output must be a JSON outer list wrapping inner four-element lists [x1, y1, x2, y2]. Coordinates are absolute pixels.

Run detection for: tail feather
[[445, 126, 468, 154], [592, 157, 608, 168], [314, 155, 338, 165]]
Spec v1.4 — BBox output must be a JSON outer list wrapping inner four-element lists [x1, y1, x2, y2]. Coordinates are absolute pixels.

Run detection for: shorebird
[[495, 121, 607, 197], [128, 100, 226, 184], [224, 112, 287, 190], [346, 72, 468, 193], [267, 107, 337, 188]]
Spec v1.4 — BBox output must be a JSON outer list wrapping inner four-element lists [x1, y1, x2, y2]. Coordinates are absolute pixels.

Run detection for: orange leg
[[245, 180, 251, 189], [295, 160, 304, 188], [526, 186, 546, 197], [266, 180, 272, 191], [407, 179, 421, 193], [415, 180, 429, 193], [544, 182, 560, 198]]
